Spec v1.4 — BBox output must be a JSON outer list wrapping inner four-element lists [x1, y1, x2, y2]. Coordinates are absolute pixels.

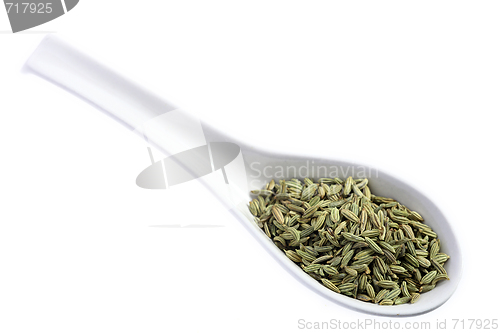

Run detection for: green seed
[[410, 293, 420, 304], [341, 249, 355, 268], [379, 299, 394, 306], [375, 289, 390, 303], [342, 232, 364, 242], [395, 296, 411, 305], [251, 190, 273, 196], [366, 283, 376, 299], [323, 266, 339, 275], [345, 267, 358, 277], [272, 205, 284, 224], [339, 283, 357, 293], [378, 241, 396, 254], [361, 229, 379, 238], [356, 294, 372, 302], [376, 280, 398, 289], [421, 270, 438, 285], [303, 264, 322, 273], [420, 284, 436, 293], [343, 177, 353, 196], [389, 265, 407, 274], [341, 209, 360, 223], [365, 237, 384, 255], [322, 279, 340, 293], [285, 250, 302, 262], [385, 288, 401, 300]]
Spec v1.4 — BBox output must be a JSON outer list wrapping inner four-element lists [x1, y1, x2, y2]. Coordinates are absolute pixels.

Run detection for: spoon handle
[[25, 36, 179, 130], [24, 36, 250, 209]]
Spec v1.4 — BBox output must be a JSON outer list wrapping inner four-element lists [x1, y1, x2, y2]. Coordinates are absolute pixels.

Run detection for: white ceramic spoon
[[24, 36, 462, 317]]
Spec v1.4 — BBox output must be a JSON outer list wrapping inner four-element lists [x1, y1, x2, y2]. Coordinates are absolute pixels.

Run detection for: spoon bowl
[[229, 145, 462, 316]]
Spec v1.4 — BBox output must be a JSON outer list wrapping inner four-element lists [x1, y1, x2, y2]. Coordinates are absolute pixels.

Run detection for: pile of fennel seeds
[[249, 177, 450, 305]]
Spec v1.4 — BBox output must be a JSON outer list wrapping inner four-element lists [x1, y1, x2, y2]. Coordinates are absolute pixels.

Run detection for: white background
[[1, 1, 499, 332]]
